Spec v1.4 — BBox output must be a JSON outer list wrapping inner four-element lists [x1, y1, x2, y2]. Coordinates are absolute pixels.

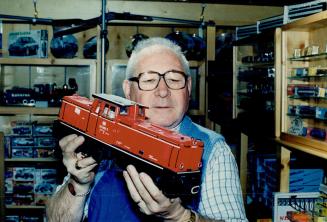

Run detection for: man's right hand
[[59, 134, 98, 186]]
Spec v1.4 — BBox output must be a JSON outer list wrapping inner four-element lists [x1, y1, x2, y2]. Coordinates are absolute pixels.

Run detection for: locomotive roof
[[93, 94, 147, 108]]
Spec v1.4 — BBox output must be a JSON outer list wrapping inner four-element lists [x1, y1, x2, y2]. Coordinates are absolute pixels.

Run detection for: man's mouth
[[154, 106, 170, 109]]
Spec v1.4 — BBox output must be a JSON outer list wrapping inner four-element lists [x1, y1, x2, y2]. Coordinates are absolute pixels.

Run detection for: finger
[[76, 152, 86, 160], [78, 162, 98, 173], [138, 200, 152, 215], [75, 156, 97, 168], [73, 170, 96, 184], [123, 171, 152, 215], [139, 172, 167, 204], [73, 164, 97, 181], [123, 170, 142, 203], [63, 136, 85, 153], [126, 165, 153, 205], [59, 134, 78, 148]]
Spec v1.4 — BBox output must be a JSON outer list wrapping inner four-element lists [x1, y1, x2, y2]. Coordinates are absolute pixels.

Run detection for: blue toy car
[[9, 36, 39, 56]]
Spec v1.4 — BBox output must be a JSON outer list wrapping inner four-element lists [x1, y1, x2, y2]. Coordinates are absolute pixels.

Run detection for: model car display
[[57, 94, 204, 198], [50, 34, 78, 58], [2, 79, 78, 107], [2, 87, 35, 106], [83, 36, 109, 59], [8, 30, 48, 58], [9, 36, 38, 56]]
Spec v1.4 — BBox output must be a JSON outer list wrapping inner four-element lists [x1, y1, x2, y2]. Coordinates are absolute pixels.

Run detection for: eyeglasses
[[128, 69, 188, 91]]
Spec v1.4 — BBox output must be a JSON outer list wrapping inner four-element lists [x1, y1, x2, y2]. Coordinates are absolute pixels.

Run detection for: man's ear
[[122, 79, 131, 99], [187, 76, 192, 97]]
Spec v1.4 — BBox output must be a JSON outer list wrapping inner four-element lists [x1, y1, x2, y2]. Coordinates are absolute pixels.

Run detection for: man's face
[[123, 47, 191, 129]]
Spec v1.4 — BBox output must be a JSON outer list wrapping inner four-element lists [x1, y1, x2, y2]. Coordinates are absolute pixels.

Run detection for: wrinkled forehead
[[137, 45, 176, 59], [135, 45, 183, 70]]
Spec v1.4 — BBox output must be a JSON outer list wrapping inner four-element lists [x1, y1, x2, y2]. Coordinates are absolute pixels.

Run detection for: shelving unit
[[0, 58, 97, 220], [233, 32, 276, 136], [233, 31, 277, 203], [275, 10, 327, 194]]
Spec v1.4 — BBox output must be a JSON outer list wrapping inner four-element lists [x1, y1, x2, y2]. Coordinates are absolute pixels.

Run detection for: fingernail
[[76, 136, 84, 143], [139, 172, 146, 179], [126, 165, 133, 171]]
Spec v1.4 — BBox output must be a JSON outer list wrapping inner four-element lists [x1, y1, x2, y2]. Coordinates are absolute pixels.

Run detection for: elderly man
[[46, 37, 247, 222]]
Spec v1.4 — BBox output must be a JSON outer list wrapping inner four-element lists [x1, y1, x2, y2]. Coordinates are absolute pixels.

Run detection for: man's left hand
[[123, 165, 190, 222]]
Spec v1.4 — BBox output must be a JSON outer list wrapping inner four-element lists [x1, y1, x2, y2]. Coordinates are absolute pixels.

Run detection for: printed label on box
[[8, 30, 48, 58]]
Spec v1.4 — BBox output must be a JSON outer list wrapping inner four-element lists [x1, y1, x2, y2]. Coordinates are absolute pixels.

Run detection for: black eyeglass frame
[[128, 69, 189, 91]]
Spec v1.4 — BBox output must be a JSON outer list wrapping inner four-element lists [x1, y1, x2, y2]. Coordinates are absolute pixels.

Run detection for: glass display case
[[0, 58, 97, 219], [0, 58, 97, 115], [233, 31, 276, 137], [278, 10, 327, 151]]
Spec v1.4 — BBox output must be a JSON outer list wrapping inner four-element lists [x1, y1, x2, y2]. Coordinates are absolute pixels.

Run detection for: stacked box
[[5, 167, 57, 206], [249, 154, 324, 209], [12, 167, 35, 205], [35, 168, 57, 205], [33, 123, 55, 158], [11, 136, 35, 158], [5, 121, 57, 158], [4, 167, 13, 205], [5, 215, 43, 222], [7, 30, 48, 58]]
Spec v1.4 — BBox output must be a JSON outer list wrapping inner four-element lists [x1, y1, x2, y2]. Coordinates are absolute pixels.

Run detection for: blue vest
[[88, 116, 224, 222]]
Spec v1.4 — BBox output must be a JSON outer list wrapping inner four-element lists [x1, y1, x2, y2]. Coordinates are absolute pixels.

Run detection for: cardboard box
[[8, 30, 48, 58], [274, 192, 320, 222]]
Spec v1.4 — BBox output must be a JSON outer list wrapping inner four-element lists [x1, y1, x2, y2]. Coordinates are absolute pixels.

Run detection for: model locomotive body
[[57, 94, 204, 196]]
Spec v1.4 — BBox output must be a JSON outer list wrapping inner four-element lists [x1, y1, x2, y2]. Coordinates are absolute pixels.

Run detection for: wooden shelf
[[5, 158, 58, 163], [288, 75, 327, 79], [0, 107, 59, 115], [237, 62, 274, 68], [6, 205, 45, 210], [282, 10, 327, 31], [0, 58, 96, 66], [288, 53, 327, 61], [275, 137, 327, 160]]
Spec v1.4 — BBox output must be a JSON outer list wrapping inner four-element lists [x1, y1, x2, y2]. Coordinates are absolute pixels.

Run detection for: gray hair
[[125, 37, 190, 79]]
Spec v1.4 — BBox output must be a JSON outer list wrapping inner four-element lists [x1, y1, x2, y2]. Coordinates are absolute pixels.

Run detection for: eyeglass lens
[[139, 71, 186, 90]]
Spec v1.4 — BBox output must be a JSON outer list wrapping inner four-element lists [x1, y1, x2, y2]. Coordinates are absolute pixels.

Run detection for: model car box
[[4, 136, 11, 158], [11, 136, 35, 147], [13, 193, 34, 205], [11, 121, 33, 136], [33, 123, 53, 136], [5, 216, 19, 222], [13, 167, 35, 182], [5, 168, 13, 194], [8, 30, 48, 58], [13, 181, 34, 194], [35, 136, 56, 148], [11, 146, 35, 158], [274, 192, 320, 222], [35, 147, 55, 158], [34, 168, 57, 205]]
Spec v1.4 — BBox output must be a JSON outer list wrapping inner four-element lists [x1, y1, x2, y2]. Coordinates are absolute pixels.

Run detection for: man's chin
[[149, 117, 175, 128]]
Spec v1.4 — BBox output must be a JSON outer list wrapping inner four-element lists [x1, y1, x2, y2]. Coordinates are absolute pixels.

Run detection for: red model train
[[57, 94, 204, 197]]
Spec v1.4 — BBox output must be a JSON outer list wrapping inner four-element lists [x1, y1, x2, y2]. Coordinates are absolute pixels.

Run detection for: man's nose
[[155, 77, 170, 97]]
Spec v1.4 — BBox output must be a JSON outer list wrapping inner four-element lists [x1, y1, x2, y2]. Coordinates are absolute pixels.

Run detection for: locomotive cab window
[[120, 106, 128, 115], [94, 105, 101, 114], [102, 104, 109, 117], [109, 106, 116, 119], [138, 107, 145, 117]]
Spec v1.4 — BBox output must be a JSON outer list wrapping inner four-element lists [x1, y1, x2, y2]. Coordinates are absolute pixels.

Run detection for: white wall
[[0, 0, 283, 26]]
